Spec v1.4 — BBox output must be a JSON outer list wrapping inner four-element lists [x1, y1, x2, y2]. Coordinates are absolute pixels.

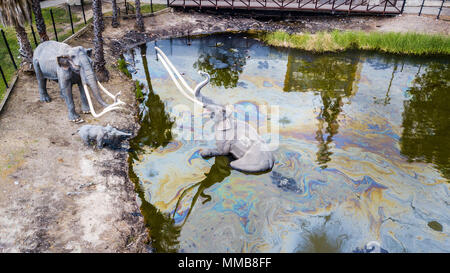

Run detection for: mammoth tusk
[[157, 53, 204, 106], [83, 84, 125, 118], [155, 47, 195, 95], [97, 81, 125, 105]]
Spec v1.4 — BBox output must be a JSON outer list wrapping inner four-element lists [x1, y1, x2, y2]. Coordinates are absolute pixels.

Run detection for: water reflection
[[129, 160, 181, 252], [173, 156, 232, 226], [400, 62, 450, 180], [130, 44, 175, 158], [193, 36, 250, 88], [126, 34, 450, 252], [129, 44, 180, 252], [284, 52, 360, 168]]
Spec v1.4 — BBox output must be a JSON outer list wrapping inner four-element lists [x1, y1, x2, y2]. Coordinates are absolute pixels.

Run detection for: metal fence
[[168, 0, 449, 17], [0, 0, 163, 95], [0, 1, 88, 93]]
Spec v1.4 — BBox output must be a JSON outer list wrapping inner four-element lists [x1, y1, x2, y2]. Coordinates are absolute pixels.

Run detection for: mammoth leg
[[229, 156, 272, 173], [77, 83, 90, 114], [80, 134, 90, 146], [60, 81, 83, 123], [33, 61, 51, 102], [96, 133, 105, 149], [200, 147, 229, 158]]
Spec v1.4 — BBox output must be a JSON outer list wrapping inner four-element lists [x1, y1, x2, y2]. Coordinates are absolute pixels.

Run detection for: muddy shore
[[0, 9, 448, 252]]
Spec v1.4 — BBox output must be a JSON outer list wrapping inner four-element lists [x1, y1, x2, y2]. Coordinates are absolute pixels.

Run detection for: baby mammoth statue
[[78, 124, 131, 149]]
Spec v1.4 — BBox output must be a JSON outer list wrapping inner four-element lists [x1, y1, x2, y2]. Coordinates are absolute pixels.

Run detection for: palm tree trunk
[[135, 0, 144, 32], [111, 0, 119, 28], [94, 0, 105, 32], [15, 24, 34, 71], [31, 0, 48, 41], [92, 0, 109, 82]]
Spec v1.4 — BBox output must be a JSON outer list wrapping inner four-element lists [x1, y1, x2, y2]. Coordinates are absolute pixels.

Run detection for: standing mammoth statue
[[155, 47, 275, 173], [32, 41, 124, 123]]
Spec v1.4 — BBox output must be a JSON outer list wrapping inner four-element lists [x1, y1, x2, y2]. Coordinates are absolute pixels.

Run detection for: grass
[[0, 6, 82, 99], [117, 57, 132, 78], [135, 80, 144, 102], [140, 4, 167, 14], [261, 30, 450, 55]]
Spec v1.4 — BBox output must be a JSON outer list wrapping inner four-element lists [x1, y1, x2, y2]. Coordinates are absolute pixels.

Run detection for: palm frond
[[0, 0, 33, 28]]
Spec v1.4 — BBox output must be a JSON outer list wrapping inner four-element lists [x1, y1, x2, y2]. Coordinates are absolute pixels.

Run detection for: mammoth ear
[[86, 48, 93, 58], [57, 55, 71, 70]]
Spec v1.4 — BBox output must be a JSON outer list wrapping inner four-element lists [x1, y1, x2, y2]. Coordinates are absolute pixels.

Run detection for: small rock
[[67, 192, 81, 196], [79, 182, 95, 189]]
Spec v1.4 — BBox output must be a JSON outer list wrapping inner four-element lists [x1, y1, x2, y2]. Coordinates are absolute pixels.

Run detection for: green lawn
[[261, 30, 450, 55], [0, 6, 82, 99], [140, 3, 167, 14]]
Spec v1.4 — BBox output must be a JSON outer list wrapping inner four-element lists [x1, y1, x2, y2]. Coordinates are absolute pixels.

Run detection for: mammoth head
[[204, 104, 234, 131], [57, 46, 93, 72], [104, 124, 131, 139]]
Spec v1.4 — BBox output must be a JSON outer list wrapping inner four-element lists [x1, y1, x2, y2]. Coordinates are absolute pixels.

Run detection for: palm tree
[[111, 0, 119, 28], [135, 0, 144, 32], [31, 0, 48, 41], [0, 0, 34, 71], [92, 0, 109, 82]]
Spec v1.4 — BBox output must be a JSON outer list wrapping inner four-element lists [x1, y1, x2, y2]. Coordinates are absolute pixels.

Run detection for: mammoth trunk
[[194, 73, 215, 105], [84, 70, 109, 107]]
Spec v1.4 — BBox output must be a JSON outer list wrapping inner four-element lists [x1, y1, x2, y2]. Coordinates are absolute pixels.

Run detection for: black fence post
[[400, 0, 406, 14], [167, 0, 170, 7], [437, 0, 444, 19], [30, 23, 39, 47], [81, 0, 87, 24], [418, 0, 425, 16], [125, 0, 128, 14], [151, 0, 154, 13], [50, 9, 59, 41], [68, 4, 74, 34], [0, 65, 8, 89], [1, 29, 17, 70]]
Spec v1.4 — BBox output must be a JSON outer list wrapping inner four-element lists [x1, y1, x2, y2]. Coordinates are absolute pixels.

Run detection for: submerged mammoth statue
[[196, 73, 275, 173], [32, 41, 124, 123], [155, 47, 275, 173], [78, 124, 131, 149]]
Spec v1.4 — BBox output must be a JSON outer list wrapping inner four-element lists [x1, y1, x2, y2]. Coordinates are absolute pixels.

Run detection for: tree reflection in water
[[193, 36, 249, 89], [284, 52, 360, 168], [130, 43, 175, 158], [400, 62, 450, 180], [129, 43, 180, 252], [173, 156, 232, 226]]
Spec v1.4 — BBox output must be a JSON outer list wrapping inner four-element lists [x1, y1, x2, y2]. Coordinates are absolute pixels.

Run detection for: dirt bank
[[0, 26, 147, 252], [0, 9, 448, 253]]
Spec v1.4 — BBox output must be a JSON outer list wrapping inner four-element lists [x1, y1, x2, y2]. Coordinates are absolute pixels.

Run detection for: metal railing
[[168, 0, 405, 14], [168, 0, 449, 17]]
